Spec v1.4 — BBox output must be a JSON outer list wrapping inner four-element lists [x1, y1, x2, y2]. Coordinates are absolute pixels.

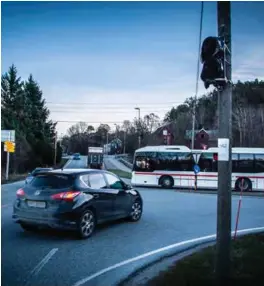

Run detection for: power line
[[56, 120, 128, 124], [46, 101, 188, 106], [49, 109, 171, 114], [191, 1, 204, 149]]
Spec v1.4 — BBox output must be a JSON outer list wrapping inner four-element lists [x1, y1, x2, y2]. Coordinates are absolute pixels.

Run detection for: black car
[[25, 167, 53, 184], [12, 169, 143, 239]]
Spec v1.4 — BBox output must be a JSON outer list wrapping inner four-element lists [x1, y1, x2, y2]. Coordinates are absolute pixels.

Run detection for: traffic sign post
[[193, 164, 200, 191], [2, 130, 16, 181]]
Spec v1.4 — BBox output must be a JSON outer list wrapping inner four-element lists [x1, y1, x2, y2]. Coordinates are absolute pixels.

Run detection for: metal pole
[[54, 132, 57, 167], [138, 108, 141, 148], [5, 133, 11, 180], [216, 1, 232, 284], [106, 132, 109, 155]]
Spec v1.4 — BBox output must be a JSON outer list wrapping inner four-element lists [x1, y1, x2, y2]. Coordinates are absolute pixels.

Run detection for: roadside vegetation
[[107, 169, 132, 179], [1, 65, 62, 178], [147, 233, 264, 286]]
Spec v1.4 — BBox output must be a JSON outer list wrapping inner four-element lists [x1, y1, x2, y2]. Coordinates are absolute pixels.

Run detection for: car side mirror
[[123, 183, 131, 190]]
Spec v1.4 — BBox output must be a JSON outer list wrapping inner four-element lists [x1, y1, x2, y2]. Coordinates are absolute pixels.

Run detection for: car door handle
[[93, 194, 100, 198]]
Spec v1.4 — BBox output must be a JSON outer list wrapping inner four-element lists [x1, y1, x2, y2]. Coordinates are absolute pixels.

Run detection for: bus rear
[[87, 147, 104, 169]]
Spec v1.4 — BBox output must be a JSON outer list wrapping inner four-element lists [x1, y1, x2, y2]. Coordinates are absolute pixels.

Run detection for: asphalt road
[[2, 158, 264, 286], [63, 156, 88, 169]]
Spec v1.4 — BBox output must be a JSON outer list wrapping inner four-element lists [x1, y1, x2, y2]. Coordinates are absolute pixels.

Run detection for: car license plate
[[27, 200, 46, 208]]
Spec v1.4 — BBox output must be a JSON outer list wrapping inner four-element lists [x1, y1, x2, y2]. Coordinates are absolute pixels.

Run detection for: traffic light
[[200, 36, 226, 89]]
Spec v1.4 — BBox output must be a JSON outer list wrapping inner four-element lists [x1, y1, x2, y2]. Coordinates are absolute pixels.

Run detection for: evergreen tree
[[1, 65, 61, 174]]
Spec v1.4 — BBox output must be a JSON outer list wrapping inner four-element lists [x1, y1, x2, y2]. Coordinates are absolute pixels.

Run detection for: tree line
[[62, 79, 264, 155], [1, 65, 62, 176], [164, 79, 264, 147], [61, 113, 161, 155]]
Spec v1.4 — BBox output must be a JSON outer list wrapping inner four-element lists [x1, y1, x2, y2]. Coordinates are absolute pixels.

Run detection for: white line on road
[[72, 226, 264, 286], [25, 248, 58, 285]]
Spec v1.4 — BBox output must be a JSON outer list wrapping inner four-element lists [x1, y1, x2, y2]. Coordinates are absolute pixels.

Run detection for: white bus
[[131, 145, 264, 192]]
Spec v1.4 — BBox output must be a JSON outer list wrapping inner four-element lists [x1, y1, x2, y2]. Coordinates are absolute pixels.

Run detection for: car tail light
[[51, 191, 80, 201], [16, 188, 25, 197]]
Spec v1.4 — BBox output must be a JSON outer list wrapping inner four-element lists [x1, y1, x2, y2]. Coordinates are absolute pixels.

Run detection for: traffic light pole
[[216, 1, 232, 284]]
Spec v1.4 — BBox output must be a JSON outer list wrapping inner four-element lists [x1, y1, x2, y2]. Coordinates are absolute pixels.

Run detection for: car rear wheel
[[129, 200, 143, 222], [77, 209, 96, 239], [20, 223, 39, 232]]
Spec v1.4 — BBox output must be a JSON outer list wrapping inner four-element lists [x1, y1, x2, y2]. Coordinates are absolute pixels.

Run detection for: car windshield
[[30, 174, 74, 189]]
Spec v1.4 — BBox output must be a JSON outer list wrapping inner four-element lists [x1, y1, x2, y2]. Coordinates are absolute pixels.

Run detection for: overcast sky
[[2, 1, 264, 135]]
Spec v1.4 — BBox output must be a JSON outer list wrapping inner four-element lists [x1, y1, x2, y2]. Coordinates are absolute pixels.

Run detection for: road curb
[[116, 227, 264, 286], [117, 241, 214, 286]]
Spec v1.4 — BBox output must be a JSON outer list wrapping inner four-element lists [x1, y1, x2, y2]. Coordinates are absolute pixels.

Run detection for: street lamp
[[134, 107, 141, 148]]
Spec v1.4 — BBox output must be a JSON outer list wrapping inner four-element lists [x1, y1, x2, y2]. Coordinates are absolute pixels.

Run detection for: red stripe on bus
[[134, 172, 217, 178], [134, 172, 264, 179]]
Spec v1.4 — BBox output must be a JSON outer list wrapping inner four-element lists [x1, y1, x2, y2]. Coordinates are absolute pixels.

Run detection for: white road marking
[[72, 226, 264, 286], [25, 248, 58, 285]]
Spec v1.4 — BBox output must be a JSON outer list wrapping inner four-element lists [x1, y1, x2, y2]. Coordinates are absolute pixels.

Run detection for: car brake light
[[17, 188, 25, 197], [51, 191, 80, 201]]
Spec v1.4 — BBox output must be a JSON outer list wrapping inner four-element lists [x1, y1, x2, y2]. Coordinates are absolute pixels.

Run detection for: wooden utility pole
[[216, 1, 232, 284]]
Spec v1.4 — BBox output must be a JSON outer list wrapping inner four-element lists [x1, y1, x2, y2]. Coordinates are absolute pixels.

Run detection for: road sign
[[1, 130, 15, 142], [4, 141, 15, 153], [193, 164, 200, 174]]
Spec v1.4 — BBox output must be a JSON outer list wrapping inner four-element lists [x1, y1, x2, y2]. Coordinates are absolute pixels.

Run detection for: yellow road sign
[[4, 141, 15, 153]]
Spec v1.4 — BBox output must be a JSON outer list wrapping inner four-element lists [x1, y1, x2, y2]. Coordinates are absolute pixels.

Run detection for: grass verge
[[147, 232, 264, 286], [107, 169, 132, 179], [1, 173, 28, 184]]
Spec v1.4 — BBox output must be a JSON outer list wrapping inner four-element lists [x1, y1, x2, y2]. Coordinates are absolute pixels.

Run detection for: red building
[[185, 128, 218, 149]]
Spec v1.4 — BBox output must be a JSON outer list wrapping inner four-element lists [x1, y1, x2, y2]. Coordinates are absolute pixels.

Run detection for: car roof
[[47, 168, 106, 175], [34, 167, 53, 171]]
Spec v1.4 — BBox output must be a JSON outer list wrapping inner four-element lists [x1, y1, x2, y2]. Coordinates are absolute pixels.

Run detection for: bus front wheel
[[235, 177, 252, 192], [160, 176, 174, 189]]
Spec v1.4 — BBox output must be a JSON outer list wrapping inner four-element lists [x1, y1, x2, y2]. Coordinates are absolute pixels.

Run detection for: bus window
[[255, 154, 264, 173], [237, 154, 254, 173], [156, 152, 194, 171], [232, 153, 239, 172], [133, 152, 156, 172], [198, 153, 218, 172]]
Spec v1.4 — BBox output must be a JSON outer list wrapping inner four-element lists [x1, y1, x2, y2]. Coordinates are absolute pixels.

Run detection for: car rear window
[[30, 174, 74, 189], [32, 168, 52, 175]]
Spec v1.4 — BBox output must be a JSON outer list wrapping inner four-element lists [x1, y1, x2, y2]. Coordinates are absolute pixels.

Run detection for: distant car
[[73, 153, 81, 160], [13, 169, 143, 239], [25, 168, 53, 184]]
